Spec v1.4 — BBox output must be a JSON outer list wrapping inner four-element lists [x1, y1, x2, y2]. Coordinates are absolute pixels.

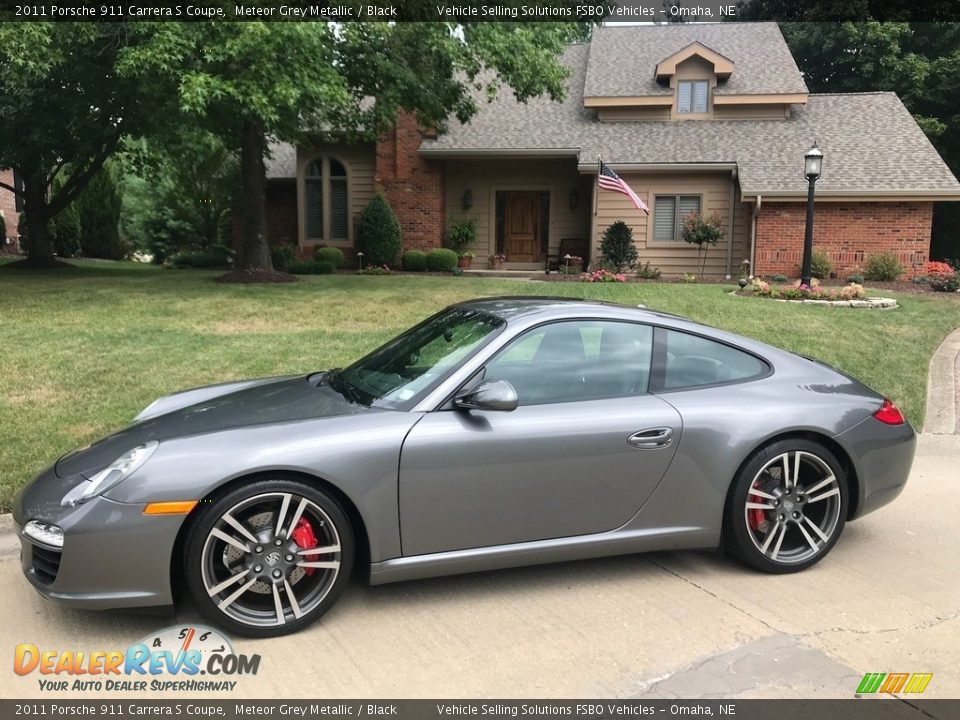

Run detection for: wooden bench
[[547, 237, 589, 271]]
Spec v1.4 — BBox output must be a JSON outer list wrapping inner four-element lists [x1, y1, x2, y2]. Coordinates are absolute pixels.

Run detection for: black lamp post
[[800, 142, 823, 287]]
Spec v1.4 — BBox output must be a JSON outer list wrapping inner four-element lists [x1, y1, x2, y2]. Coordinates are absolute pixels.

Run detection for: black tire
[[184, 478, 354, 638], [724, 438, 848, 574]]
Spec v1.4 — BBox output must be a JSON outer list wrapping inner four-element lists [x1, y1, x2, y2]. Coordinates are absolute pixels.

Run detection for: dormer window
[[678, 80, 709, 114]]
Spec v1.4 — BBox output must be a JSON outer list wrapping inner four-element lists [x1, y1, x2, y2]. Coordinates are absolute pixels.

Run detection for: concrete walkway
[[924, 326, 960, 434]]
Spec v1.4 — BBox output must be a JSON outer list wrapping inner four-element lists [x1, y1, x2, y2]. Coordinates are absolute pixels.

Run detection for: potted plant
[[458, 251, 476, 269], [446, 219, 477, 264], [488, 253, 506, 269]]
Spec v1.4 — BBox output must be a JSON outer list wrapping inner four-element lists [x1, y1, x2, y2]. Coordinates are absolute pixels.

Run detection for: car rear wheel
[[724, 439, 847, 573], [184, 479, 353, 637]]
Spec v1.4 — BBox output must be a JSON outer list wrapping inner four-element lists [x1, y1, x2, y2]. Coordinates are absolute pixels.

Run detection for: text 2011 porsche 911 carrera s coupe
[[14, 297, 916, 636]]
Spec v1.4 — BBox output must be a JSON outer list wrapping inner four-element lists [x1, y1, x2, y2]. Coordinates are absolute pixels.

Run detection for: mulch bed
[[215, 270, 298, 284]]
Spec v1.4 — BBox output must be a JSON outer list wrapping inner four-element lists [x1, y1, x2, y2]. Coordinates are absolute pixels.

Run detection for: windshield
[[336, 308, 505, 409]]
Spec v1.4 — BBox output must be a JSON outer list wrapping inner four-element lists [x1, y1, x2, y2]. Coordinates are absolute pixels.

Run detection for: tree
[[131, 21, 592, 280], [76, 163, 124, 260], [0, 23, 173, 267], [357, 195, 403, 266], [600, 221, 639, 271]]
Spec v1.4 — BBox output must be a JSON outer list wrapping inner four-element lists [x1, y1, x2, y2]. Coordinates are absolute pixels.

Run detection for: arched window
[[303, 157, 349, 242]]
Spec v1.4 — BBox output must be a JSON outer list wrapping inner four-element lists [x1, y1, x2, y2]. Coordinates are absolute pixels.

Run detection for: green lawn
[[1, 259, 958, 512]]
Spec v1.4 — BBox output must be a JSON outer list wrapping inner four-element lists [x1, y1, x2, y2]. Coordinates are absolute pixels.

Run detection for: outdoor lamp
[[804, 142, 823, 180]]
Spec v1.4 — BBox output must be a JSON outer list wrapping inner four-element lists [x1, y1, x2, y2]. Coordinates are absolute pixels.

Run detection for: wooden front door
[[504, 192, 540, 262]]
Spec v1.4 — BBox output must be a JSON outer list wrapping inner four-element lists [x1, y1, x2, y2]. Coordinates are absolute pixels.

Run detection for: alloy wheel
[[743, 451, 842, 565], [200, 491, 342, 628]]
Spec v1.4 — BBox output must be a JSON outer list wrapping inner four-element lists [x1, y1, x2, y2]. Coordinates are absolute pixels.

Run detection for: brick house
[[0, 168, 22, 253], [264, 22, 960, 277]]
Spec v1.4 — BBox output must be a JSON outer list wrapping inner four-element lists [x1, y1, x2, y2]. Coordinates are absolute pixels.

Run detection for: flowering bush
[[580, 268, 627, 283], [925, 261, 960, 292], [681, 212, 725, 276], [926, 261, 955, 276], [746, 278, 865, 301], [357, 264, 391, 276]]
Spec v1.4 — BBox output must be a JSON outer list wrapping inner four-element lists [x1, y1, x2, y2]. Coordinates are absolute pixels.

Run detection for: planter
[[458, 256, 473, 269], [488, 257, 504, 270]]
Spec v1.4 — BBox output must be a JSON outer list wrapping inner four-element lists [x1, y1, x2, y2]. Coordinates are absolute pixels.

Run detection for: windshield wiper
[[327, 369, 365, 406]]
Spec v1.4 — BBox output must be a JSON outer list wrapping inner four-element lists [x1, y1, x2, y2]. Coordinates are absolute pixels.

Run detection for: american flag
[[598, 159, 649, 214]]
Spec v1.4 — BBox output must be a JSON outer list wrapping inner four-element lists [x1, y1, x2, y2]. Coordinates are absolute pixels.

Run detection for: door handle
[[627, 427, 673, 449]]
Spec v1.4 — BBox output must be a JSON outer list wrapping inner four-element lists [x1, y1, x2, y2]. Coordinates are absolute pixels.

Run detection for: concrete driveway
[[2, 433, 957, 700]]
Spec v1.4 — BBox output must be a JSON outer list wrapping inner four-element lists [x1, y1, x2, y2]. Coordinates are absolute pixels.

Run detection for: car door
[[398, 319, 683, 557]]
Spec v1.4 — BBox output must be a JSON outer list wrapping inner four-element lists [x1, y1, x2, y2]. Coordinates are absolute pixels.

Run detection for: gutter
[[418, 147, 580, 159], [577, 161, 739, 174], [741, 188, 960, 200]]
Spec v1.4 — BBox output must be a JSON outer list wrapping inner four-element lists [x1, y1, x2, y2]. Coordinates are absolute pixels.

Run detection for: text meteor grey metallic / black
[[13, 298, 916, 637]]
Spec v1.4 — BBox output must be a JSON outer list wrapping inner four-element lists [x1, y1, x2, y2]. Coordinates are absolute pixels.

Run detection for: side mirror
[[454, 378, 518, 412]]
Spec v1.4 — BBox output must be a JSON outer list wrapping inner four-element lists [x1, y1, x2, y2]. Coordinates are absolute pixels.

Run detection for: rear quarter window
[[660, 329, 767, 390]]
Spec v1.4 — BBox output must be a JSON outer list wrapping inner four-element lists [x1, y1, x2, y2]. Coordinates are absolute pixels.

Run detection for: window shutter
[[305, 180, 323, 238], [330, 179, 348, 240], [654, 196, 676, 240], [677, 82, 692, 113], [693, 82, 708, 113]]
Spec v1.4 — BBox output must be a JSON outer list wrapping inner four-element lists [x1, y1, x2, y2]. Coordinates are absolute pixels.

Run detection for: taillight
[[873, 398, 905, 425]]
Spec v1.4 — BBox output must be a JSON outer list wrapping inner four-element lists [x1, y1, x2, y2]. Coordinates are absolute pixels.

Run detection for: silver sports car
[[14, 297, 916, 637]]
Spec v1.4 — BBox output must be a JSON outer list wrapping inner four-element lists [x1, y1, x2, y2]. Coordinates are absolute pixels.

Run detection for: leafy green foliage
[[270, 244, 296, 272], [600, 221, 638, 271], [865, 252, 905, 281], [636, 261, 662, 280], [357, 195, 402, 267], [681, 213, 725, 276], [75, 164, 124, 260], [771, 273, 789, 283], [288, 259, 335, 275], [314, 246, 345, 268], [810, 250, 833, 279], [426, 248, 459, 272], [50, 203, 81, 258], [170, 246, 234, 270], [848, 273, 866, 284], [928, 272, 960, 292], [445, 219, 477, 255], [402, 250, 428, 272]]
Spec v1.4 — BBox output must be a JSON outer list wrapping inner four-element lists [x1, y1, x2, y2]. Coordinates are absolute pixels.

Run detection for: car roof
[[452, 296, 685, 324]]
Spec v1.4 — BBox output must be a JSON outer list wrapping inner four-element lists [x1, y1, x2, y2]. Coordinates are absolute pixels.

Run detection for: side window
[[661, 329, 766, 390], [485, 321, 653, 406]]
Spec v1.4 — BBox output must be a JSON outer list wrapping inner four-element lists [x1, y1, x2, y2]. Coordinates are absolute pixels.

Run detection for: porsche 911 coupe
[[14, 297, 916, 636]]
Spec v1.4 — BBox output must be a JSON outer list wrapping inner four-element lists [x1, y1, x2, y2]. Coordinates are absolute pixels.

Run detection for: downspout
[[749, 194, 762, 279], [726, 168, 736, 278]]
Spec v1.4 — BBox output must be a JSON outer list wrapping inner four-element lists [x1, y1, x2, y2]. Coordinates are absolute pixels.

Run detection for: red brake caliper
[[290, 517, 318, 576], [748, 482, 767, 530]]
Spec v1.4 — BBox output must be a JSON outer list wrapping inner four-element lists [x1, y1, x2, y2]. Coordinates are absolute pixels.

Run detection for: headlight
[[63, 442, 159, 506], [23, 521, 64, 548]]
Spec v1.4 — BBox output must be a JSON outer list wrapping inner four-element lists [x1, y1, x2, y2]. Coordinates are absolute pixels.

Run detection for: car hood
[[55, 374, 372, 478]]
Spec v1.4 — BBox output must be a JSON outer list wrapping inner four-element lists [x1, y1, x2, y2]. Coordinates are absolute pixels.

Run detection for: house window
[[653, 195, 701, 241], [304, 156, 349, 241], [677, 80, 709, 113]]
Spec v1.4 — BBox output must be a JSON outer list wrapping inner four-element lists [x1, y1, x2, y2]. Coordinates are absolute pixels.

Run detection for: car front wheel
[[725, 439, 847, 573], [184, 478, 353, 637]]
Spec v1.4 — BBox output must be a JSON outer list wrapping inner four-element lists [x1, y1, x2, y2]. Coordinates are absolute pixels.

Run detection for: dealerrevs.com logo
[[14, 625, 260, 693]]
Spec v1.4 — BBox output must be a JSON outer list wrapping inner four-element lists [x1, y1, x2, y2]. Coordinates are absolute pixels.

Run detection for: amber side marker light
[[143, 500, 199, 516]]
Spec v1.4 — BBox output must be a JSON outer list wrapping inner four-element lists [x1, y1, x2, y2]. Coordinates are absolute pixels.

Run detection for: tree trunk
[[22, 170, 58, 268], [236, 119, 273, 272]]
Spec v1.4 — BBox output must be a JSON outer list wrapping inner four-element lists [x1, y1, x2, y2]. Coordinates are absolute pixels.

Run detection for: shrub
[[314, 246, 345, 268], [558, 256, 583, 275], [600, 221, 638, 271], [0, 213, 5, 240], [771, 273, 788, 283], [288, 259, 335, 275], [76, 163, 124, 259], [426, 248, 459, 272], [271, 244, 296, 271], [681, 212, 724, 276], [810, 250, 833, 279], [17, 212, 29, 253], [170, 245, 234, 269], [445, 219, 477, 255], [402, 250, 427, 271], [929, 274, 960, 292], [864, 252, 903, 281], [636, 261, 662, 280], [51, 204, 82, 257], [357, 194, 401, 267], [925, 261, 955, 276], [848, 273, 865, 284]]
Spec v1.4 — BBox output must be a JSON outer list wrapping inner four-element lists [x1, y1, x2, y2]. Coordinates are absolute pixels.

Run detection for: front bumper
[[13, 465, 185, 610]]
